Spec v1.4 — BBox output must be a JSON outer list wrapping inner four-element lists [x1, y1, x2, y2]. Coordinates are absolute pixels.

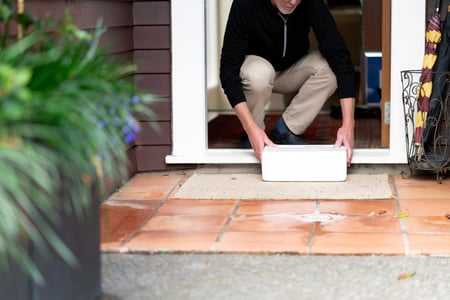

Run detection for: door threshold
[[166, 148, 406, 164]]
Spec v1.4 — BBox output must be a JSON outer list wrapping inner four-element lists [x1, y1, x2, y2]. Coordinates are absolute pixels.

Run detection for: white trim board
[[167, 0, 425, 165]]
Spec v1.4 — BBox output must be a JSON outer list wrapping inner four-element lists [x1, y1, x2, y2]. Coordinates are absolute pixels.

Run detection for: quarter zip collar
[[278, 12, 289, 58]]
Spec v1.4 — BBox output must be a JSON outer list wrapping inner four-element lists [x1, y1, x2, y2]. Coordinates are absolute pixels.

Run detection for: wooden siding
[[27, 1, 133, 31], [26, 0, 174, 173], [132, 0, 173, 172]]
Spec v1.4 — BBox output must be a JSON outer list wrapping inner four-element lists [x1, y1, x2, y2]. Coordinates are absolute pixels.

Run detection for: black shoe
[[237, 132, 252, 149], [269, 128, 307, 145]]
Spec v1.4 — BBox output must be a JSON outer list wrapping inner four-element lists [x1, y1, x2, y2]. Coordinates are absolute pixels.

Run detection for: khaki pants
[[240, 50, 337, 134]]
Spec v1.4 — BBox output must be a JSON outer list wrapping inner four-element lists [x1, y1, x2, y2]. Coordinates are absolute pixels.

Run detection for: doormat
[[171, 173, 393, 200]]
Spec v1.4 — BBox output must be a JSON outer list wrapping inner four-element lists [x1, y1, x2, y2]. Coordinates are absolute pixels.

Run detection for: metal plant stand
[[400, 70, 450, 183]]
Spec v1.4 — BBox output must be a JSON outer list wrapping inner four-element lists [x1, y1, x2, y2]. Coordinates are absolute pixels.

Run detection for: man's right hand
[[233, 102, 276, 161], [247, 126, 276, 161]]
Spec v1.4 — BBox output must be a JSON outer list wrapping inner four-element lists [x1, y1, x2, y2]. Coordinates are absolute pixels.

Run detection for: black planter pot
[[0, 197, 101, 300]]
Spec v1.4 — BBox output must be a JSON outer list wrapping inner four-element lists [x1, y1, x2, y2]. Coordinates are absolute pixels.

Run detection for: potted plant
[[0, 2, 155, 298]]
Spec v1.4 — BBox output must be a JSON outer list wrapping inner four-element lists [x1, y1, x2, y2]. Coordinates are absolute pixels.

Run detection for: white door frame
[[167, 0, 425, 164]]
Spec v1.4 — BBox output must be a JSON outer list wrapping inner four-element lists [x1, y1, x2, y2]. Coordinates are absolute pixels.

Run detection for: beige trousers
[[240, 50, 337, 134]]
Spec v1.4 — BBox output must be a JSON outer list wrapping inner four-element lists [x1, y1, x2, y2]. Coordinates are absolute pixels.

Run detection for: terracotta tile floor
[[101, 170, 450, 256]]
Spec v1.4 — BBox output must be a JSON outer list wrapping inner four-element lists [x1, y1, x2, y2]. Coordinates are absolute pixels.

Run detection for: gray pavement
[[101, 253, 450, 300]]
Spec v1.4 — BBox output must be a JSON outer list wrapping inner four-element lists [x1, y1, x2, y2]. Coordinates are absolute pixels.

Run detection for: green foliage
[[0, 8, 156, 284]]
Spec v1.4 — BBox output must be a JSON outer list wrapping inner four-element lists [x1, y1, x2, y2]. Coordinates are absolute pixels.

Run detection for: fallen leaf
[[396, 212, 409, 218], [445, 214, 450, 220], [378, 210, 387, 215], [398, 271, 416, 280]]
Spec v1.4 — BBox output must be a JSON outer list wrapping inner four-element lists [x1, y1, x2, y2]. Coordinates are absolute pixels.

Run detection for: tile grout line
[[391, 175, 410, 256], [210, 199, 242, 251], [306, 201, 320, 255], [116, 173, 190, 249]]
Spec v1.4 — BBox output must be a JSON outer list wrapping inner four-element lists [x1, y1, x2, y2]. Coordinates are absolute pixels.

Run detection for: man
[[219, 0, 356, 166]]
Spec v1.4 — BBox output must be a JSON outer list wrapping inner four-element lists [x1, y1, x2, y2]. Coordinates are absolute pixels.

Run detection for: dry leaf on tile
[[395, 212, 409, 218], [398, 272, 416, 280]]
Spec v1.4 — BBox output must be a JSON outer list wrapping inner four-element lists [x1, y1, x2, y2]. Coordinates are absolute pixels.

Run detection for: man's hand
[[247, 126, 276, 161], [233, 102, 276, 161], [335, 97, 355, 166], [334, 124, 354, 166]]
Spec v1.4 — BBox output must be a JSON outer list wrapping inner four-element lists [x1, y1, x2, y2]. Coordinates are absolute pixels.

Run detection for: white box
[[261, 145, 347, 182]]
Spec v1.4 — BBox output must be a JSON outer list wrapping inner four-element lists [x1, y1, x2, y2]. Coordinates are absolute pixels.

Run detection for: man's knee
[[309, 52, 338, 91], [241, 56, 275, 92]]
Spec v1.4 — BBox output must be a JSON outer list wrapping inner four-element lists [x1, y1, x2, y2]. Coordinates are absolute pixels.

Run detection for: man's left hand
[[334, 124, 354, 167]]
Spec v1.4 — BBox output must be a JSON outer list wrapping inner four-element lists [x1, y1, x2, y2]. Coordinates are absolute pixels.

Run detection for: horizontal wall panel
[[134, 50, 170, 73], [126, 147, 137, 177], [135, 121, 171, 145], [27, 1, 133, 29], [135, 145, 172, 171], [134, 26, 170, 49], [146, 99, 171, 121], [133, 1, 170, 25], [134, 100, 171, 122], [105, 52, 134, 74], [135, 74, 170, 97], [101, 27, 134, 54]]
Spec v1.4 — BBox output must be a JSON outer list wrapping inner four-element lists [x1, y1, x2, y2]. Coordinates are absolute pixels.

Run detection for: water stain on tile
[[316, 216, 402, 234], [319, 199, 397, 216], [403, 216, 450, 233], [228, 215, 314, 232], [238, 200, 316, 215]]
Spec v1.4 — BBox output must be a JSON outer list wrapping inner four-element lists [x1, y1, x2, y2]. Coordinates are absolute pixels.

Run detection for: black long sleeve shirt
[[220, 0, 356, 108]]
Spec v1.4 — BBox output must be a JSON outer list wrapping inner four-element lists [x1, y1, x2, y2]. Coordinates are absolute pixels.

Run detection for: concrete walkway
[[101, 253, 450, 299]]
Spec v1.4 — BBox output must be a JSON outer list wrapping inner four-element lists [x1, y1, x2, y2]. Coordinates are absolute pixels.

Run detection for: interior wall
[[207, 0, 232, 111], [427, 0, 450, 19]]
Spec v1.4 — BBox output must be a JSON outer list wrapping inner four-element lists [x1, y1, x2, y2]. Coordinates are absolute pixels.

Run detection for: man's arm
[[334, 97, 355, 166], [234, 102, 276, 161]]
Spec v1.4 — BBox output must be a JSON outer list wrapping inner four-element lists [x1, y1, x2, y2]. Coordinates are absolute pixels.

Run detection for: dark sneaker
[[236, 132, 252, 149], [269, 128, 307, 145]]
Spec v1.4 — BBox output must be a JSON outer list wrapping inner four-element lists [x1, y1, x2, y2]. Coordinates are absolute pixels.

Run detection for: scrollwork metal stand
[[400, 70, 450, 183]]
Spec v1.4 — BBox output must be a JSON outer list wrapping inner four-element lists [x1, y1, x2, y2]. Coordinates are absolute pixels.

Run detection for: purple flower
[[131, 95, 140, 103], [125, 132, 136, 143]]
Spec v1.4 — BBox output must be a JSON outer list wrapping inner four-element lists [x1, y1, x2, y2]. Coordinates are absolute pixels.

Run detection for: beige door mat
[[172, 173, 393, 200]]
